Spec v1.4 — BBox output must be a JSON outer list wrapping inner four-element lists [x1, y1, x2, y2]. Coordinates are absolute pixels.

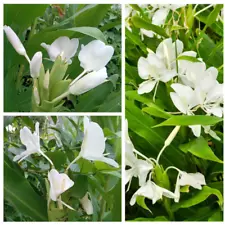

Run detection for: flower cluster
[[125, 119, 206, 207], [137, 38, 223, 139], [4, 26, 114, 111], [11, 117, 118, 213]]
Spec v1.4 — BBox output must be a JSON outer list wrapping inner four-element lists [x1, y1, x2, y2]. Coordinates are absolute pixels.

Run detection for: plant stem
[[194, 4, 214, 17], [65, 155, 81, 173]]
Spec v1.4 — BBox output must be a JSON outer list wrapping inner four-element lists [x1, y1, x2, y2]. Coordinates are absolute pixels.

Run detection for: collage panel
[[4, 4, 121, 112], [4, 116, 121, 221], [125, 4, 223, 222]]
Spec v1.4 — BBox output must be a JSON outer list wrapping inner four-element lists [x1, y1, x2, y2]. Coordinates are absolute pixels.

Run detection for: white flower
[[48, 169, 74, 201], [138, 38, 184, 94], [79, 193, 93, 215], [130, 180, 176, 206], [30, 52, 42, 78], [174, 171, 206, 202], [13, 122, 41, 162], [4, 25, 27, 56], [69, 67, 108, 95], [125, 120, 153, 186], [78, 40, 114, 72], [41, 36, 79, 64], [77, 117, 119, 168], [13, 122, 54, 165], [170, 83, 201, 137]]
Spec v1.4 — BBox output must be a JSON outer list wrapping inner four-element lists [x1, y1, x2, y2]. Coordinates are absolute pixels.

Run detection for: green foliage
[[4, 116, 121, 221]]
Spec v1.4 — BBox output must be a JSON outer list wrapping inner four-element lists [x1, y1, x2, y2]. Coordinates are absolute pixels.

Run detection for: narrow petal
[[79, 121, 105, 159], [189, 125, 201, 137], [152, 8, 170, 26], [137, 57, 151, 79]]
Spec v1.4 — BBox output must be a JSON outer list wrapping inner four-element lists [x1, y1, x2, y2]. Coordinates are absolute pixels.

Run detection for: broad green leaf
[[4, 155, 48, 221], [154, 115, 223, 127], [4, 4, 48, 31], [136, 196, 152, 213], [67, 27, 107, 43], [97, 91, 121, 112], [75, 82, 113, 112], [208, 210, 223, 221], [74, 4, 112, 27], [131, 16, 169, 38], [172, 186, 223, 212], [179, 137, 223, 163], [70, 175, 88, 198], [45, 151, 67, 170]]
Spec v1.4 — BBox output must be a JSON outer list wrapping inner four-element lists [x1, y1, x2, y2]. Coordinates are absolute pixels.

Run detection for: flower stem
[[69, 70, 87, 87], [39, 150, 54, 167], [156, 126, 181, 163], [65, 155, 81, 173], [165, 166, 181, 174]]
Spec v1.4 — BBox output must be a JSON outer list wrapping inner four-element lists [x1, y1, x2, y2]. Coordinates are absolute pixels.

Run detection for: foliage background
[[4, 116, 121, 221], [4, 4, 121, 112], [125, 4, 223, 221]]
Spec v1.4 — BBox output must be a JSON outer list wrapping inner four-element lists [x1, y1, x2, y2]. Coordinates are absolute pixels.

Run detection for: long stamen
[[69, 70, 87, 87]]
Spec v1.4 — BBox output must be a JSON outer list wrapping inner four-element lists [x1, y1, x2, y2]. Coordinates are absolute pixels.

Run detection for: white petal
[[152, 8, 170, 26], [160, 69, 177, 82], [174, 174, 181, 203], [140, 28, 154, 38], [179, 171, 206, 190], [189, 125, 201, 137], [125, 168, 135, 185], [78, 40, 114, 71], [80, 193, 93, 215], [93, 156, 119, 168], [30, 52, 42, 78], [79, 121, 105, 159], [4, 25, 27, 56], [138, 57, 151, 79], [170, 92, 188, 114], [138, 80, 157, 94], [136, 160, 153, 186], [69, 67, 108, 95], [174, 39, 184, 56]]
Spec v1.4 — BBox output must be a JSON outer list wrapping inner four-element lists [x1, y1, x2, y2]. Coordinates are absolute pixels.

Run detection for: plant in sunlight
[[4, 116, 121, 221], [125, 4, 223, 222], [4, 4, 121, 112]]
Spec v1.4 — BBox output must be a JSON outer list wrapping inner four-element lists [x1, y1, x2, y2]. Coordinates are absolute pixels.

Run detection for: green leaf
[[208, 210, 223, 221], [67, 27, 107, 43], [172, 186, 223, 212], [205, 5, 223, 27], [4, 155, 48, 221], [50, 80, 71, 101], [142, 105, 171, 119], [70, 175, 88, 198], [74, 4, 112, 27], [45, 151, 67, 170], [179, 137, 223, 163], [131, 16, 169, 38], [129, 216, 169, 221], [136, 196, 152, 213], [154, 115, 223, 127]]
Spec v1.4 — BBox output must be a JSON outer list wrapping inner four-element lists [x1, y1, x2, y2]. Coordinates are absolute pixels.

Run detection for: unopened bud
[[164, 126, 181, 147], [30, 52, 42, 78]]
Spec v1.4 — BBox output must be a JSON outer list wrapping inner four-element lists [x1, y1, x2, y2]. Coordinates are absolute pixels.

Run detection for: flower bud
[[30, 52, 42, 78], [4, 25, 27, 56], [164, 126, 180, 147], [69, 67, 108, 95]]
